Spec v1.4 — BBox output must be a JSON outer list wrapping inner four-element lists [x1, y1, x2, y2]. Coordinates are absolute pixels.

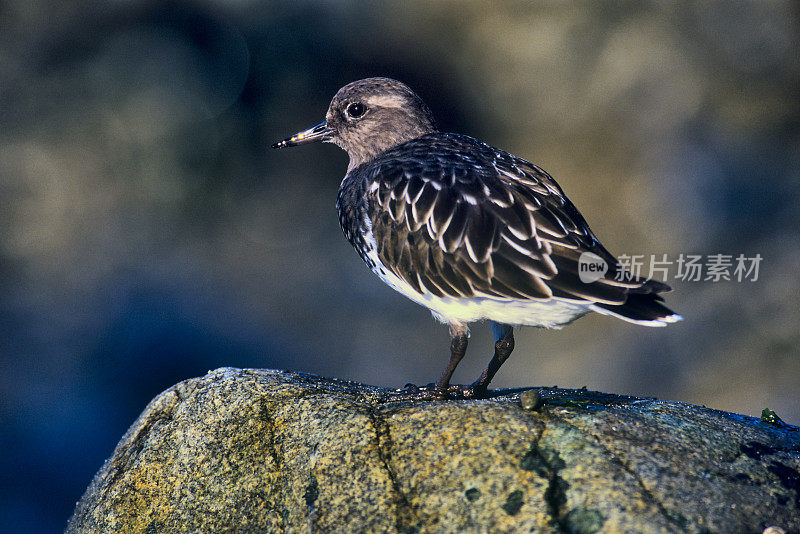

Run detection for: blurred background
[[1, 1, 798, 531]]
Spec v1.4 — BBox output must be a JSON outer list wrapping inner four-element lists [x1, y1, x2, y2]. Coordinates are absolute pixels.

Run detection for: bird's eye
[[346, 102, 366, 119]]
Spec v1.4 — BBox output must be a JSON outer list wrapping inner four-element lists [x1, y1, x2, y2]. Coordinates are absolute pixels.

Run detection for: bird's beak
[[272, 119, 333, 149]]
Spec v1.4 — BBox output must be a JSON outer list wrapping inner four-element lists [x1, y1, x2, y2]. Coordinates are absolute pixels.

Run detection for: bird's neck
[[344, 124, 436, 172]]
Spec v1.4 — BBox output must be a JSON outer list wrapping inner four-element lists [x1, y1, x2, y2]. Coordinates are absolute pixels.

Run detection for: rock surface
[[67, 368, 800, 533]]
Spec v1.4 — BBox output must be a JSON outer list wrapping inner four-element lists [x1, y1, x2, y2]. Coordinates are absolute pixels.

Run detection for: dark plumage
[[273, 77, 681, 399]]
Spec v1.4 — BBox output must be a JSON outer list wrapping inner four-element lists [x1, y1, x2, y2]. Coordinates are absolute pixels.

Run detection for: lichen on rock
[[67, 368, 800, 533]]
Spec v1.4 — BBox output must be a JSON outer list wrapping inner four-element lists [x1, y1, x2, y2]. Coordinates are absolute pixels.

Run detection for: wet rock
[[67, 368, 800, 533]]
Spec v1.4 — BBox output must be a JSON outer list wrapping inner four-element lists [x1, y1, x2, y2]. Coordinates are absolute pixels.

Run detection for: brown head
[[273, 77, 437, 170]]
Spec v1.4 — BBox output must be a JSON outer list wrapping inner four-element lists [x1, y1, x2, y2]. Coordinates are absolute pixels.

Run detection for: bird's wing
[[367, 136, 669, 303]]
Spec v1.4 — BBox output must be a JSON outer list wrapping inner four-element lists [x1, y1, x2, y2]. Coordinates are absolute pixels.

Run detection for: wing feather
[[440, 201, 470, 253], [430, 188, 457, 238], [363, 133, 670, 307], [412, 184, 438, 230]]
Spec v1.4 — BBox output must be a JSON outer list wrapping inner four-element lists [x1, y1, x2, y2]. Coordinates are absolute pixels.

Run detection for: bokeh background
[[1, 1, 798, 531]]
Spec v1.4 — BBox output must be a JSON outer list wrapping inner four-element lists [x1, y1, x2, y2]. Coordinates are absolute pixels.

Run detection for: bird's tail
[[591, 290, 682, 327]]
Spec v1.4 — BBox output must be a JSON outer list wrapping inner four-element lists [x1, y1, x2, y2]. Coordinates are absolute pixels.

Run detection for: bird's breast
[[337, 175, 376, 269]]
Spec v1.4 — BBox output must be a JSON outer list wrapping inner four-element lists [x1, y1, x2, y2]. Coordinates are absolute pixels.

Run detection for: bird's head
[[273, 77, 437, 170]]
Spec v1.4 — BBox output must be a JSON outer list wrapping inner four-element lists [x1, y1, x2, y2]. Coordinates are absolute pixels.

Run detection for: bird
[[273, 77, 681, 399]]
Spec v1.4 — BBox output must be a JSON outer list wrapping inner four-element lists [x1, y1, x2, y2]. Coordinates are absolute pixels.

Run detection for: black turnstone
[[273, 77, 681, 399]]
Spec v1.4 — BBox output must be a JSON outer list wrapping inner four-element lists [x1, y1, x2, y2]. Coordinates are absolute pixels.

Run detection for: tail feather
[[592, 292, 682, 327], [628, 278, 673, 295]]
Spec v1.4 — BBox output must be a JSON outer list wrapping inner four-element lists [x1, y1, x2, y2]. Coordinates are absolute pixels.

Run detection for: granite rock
[[67, 368, 800, 533]]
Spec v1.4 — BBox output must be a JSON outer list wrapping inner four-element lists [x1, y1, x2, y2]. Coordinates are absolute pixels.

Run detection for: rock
[[66, 368, 800, 533]]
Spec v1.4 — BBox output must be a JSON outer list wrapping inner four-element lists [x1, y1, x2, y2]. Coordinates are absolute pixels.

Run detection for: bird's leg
[[433, 322, 470, 398], [470, 322, 515, 398]]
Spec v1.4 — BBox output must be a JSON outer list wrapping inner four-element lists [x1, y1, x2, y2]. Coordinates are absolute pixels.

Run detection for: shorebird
[[273, 77, 680, 399]]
